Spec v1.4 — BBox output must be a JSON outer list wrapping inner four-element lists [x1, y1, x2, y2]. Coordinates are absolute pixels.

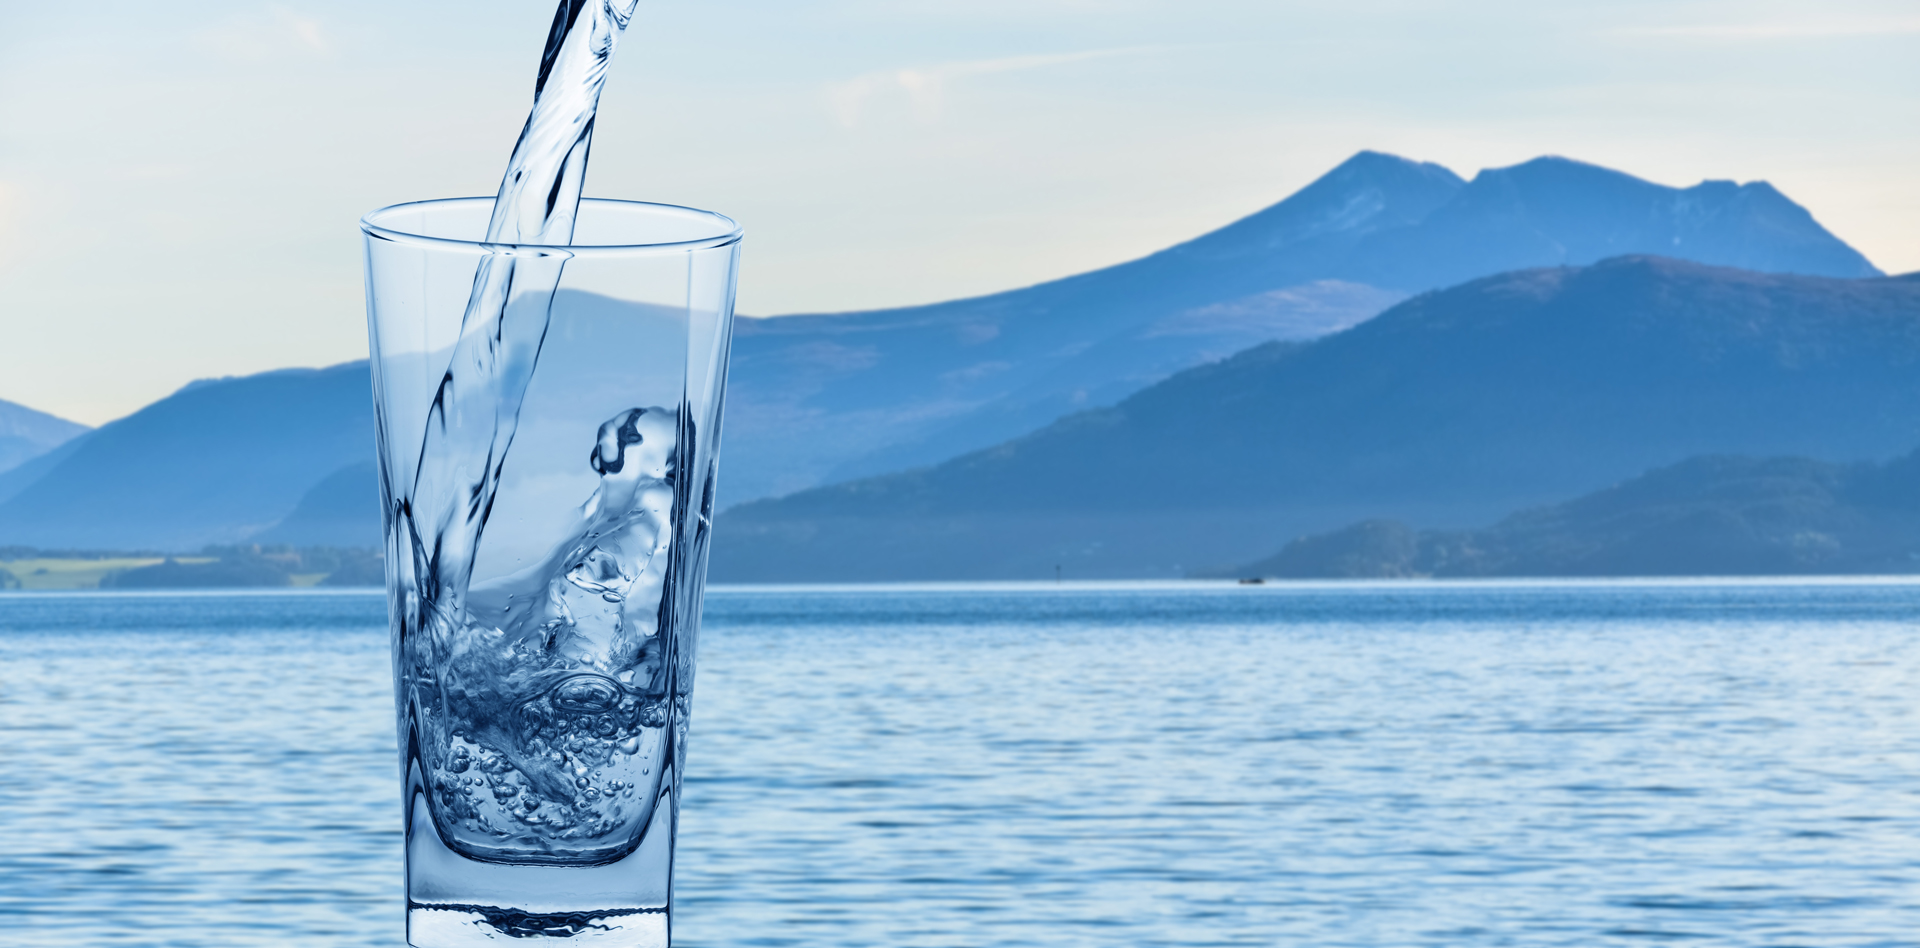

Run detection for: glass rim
[[361, 197, 743, 256]]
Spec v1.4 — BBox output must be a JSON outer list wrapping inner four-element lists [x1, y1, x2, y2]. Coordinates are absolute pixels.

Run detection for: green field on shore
[[0, 557, 217, 591], [0, 546, 381, 591]]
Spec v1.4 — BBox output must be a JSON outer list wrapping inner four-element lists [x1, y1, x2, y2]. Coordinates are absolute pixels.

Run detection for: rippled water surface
[[2, 581, 1918, 946]]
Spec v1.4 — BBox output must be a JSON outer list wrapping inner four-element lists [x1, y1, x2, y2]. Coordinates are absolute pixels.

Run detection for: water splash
[[390, 0, 677, 865], [409, 0, 642, 620]]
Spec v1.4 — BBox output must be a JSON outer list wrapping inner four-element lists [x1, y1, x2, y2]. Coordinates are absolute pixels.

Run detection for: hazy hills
[[0, 399, 88, 476], [722, 152, 1879, 501], [0, 291, 682, 550], [251, 461, 378, 548], [0, 364, 374, 549], [711, 258, 1920, 581], [0, 152, 1891, 559], [724, 151, 1456, 500], [1223, 450, 1920, 578]]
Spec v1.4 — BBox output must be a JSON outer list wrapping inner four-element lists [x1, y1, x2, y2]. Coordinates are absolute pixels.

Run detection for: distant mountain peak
[[1458, 155, 1681, 209], [1173, 151, 1464, 260], [1344, 155, 1883, 288], [1483, 153, 1637, 177], [1335, 149, 1460, 179]]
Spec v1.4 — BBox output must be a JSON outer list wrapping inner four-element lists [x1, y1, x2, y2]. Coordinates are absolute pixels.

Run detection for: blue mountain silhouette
[[250, 460, 379, 548], [722, 153, 1878, 499], [711, 258, 1920, 581], [0, 153, 1886, 553], [0, 364, 374, 549], [0, 398, 89, 477]]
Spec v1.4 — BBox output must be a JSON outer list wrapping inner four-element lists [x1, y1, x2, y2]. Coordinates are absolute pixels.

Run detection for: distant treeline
[[99, 545, 386, 589], [0, 545, 176, 560], [0, 545, 387, 590]]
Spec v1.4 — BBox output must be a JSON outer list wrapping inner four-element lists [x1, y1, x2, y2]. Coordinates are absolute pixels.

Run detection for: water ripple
[[0, 581, 1917, 945]]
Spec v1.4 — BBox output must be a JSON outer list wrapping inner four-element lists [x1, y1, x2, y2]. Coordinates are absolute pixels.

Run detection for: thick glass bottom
[[404, 780, 675, 947], [408, 905, 667, 947]]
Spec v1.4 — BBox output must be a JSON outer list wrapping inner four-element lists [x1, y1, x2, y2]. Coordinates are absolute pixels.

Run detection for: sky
[[1, 0, 1916, 425]]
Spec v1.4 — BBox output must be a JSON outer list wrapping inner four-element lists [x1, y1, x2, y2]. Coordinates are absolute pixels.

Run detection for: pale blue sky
[[2, 0, 1916, 424]]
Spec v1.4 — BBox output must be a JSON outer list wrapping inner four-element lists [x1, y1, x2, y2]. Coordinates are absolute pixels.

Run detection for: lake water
[[1, 581, 1918, 947]]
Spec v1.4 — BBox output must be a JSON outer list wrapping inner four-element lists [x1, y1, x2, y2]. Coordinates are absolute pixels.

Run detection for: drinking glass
[[362, 198, 740, 947]]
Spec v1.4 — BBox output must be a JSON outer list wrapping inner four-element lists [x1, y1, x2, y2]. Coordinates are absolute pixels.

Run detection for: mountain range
[[711, 259, 1920, 581], [0, 364, 374, 549], [0, 152, 1896, 562], [721, 152, 1880, 501]]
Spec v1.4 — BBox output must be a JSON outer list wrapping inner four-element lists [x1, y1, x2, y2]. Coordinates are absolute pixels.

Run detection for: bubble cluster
[[430, 674, 668, 847]]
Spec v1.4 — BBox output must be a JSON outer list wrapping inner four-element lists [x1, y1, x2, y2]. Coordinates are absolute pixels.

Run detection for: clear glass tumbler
[[361, 198, 740, 948]]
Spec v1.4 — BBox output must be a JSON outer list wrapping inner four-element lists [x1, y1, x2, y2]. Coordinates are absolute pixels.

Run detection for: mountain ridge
[[724, 150, 1467, 497], [0, 151, 1891, 556], [712, 256, 1920, 581], [0, 362, 374, 549], [0, 398, 90, 477], [722, 152, 1880, 499]]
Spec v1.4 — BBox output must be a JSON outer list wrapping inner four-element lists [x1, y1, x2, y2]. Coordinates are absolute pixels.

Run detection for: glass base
[[405, 777, 675, 947], [408, 905, 667, 946]]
